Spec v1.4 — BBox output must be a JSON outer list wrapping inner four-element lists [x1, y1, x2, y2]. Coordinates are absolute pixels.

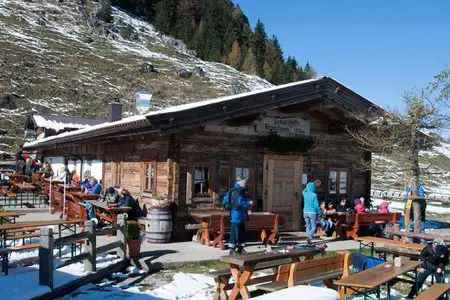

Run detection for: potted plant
[[126, 220, 141, 258]]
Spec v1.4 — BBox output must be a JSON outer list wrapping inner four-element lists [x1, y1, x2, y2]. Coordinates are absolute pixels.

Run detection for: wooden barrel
[[146, 208, 172, 243]]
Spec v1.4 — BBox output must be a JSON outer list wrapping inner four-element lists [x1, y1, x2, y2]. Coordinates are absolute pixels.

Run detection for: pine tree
[[154, 0, 178, 33], [228, 40, 243, 69], [304, 61, 316, 79], [242, 47, 257, 74], [251, 19, 267, 76], [263, 35, 284, 84]]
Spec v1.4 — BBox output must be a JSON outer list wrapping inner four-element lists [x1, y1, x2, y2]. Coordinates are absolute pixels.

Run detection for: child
[[354, 198, 366, 214], [319, 202, 335, 237], [379, 201, 390, 213], [337, 199, 349, 212], [327, 202, 336, 212]]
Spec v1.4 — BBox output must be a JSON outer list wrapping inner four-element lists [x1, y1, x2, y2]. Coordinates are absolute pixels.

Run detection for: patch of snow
[[253, 285, 339, 300], [0, 253, 121, 300], [372, 198, 450, 214]]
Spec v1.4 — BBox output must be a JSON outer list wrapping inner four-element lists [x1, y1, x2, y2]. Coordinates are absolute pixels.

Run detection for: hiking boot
[[229, 248, 237, 256], [306, 237, 312, 245], [237, 247, 247, 255]]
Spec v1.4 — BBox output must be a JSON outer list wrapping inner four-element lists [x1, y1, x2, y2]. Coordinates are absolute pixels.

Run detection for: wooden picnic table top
[[0, 219, 85, 231], [57, 184, 82, 190], [0, 213, 26, 218], [220, 248, 321, 267], [335, 260, 422, 289], [191, 211, 275, 219], [85, 200, 131, 213], [355, 236, 425, 251], [44, 178, 64, 183], [67, 192, 100, 200], [414, 283, 450, 300], [14, 183, 36, 191]]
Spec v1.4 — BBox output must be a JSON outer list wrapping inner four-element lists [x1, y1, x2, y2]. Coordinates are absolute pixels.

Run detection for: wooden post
[[84, 219, 97, 272], [39, 227, 54, 290], [117, 214, 127, 260]]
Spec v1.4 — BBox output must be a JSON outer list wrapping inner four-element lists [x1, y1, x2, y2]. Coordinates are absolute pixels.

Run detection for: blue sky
[[234, 0, 450, 111]]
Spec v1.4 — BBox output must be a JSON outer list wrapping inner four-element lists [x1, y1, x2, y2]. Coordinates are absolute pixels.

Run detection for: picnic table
[[68, 192, 100, 203], [0, 219, 84, 248], [0, 212, 25, 224], [57, 184, 82, 193], [191, 212, 280, 249], [220, 248, 321, 300], [85, 200, 131, 224], [356, 236, 425, 256], [335, 260, 421, 299], [323, 211, 349, 239]]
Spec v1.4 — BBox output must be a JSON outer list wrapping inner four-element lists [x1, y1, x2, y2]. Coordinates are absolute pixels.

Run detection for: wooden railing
[[39, 214, 127, 290]]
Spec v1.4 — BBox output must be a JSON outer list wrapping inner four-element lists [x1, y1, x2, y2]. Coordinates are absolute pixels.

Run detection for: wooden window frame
[[141, 161, 157, 195], [229, 165, 254, 197], [328, 168, 349, 196], [191, 164, 215, 198], [111, 161, 123, 187]]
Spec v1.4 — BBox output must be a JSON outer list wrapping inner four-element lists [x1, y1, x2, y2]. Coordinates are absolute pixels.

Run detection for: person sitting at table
[[103, 186, 120, 204], [379, 201, 391, 213], [406, 238, 449, 299], [319, 202, 336, 237], [336, 198, 350, 212], [87, 178, 102, 195], [114, 188, 141, 220], [327, 202, 336, 212], [354, 198, 366, 214], [71, 170, 80, 187]]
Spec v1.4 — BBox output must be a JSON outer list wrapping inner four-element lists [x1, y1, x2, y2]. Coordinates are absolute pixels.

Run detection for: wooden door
[[263, 155, 303, 231]]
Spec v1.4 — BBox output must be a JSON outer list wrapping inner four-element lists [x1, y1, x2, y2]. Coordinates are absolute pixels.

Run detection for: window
[[112, 162, 122, 187], [142, 162, 156, 194], [329, 169, 349, 195], [194, 167, 210, 195]]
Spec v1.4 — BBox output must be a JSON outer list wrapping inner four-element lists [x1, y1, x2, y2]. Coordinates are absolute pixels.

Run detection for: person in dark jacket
[[229, 178, 253, 255], [406, 238, 449, 299], [336, 199, 350, 212], [117, 188, 140, 220]]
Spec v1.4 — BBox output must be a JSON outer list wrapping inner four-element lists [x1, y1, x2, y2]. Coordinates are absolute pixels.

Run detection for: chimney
[[109, 102, 123, 122]]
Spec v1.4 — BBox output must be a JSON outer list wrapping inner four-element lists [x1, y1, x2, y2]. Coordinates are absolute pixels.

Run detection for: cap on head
[[237, 178, 248, 187]]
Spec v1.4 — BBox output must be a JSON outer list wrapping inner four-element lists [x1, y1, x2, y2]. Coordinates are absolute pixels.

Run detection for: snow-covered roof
[[23, 114, 148, 148], [23, 76, 379, 150], [25, 114, 106, 132]]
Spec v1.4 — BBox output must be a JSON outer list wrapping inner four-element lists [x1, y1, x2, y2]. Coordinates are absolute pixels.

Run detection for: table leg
[[371, 242, 374, 257], [386, 280, 391, 300], [0, 217, 3, 225], [229, 264, 253, 300]]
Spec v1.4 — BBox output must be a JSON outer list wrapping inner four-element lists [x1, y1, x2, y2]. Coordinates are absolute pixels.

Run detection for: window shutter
[[186, 171, 192, 204]]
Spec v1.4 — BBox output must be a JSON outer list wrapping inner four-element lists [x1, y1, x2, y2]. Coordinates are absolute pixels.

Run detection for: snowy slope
[[0, 0, 272, 151], [371, 141, 450, 194]]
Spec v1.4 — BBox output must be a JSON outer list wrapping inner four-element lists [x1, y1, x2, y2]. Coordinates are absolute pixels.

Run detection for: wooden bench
[[209, 214, 279, 250], [256, 252, 352, 293], [414, 283, 450, 300], [375, 246, 421, 260], [345, 212, 399, 239]]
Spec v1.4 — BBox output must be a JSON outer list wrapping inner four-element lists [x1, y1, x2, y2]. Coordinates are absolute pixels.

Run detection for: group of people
[[15, 151, 42, 176], [85, 185, 142, 221]]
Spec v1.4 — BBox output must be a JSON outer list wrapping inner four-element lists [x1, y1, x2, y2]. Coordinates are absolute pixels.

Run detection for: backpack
[[222, 188, 236, 210]]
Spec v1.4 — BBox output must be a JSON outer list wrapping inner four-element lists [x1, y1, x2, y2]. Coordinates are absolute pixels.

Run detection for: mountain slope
[[0, 0, 272, 151]]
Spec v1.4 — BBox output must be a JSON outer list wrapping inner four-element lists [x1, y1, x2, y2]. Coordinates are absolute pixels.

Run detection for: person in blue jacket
[[229, 178, 253, 255], [87, 178, 102, 195], [302, 182, 322, 245], [85, 178, 102, 219]]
